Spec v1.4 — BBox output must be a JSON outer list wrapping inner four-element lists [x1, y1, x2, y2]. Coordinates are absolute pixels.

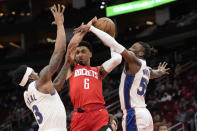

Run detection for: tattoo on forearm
[[53, 62, 69, 89]]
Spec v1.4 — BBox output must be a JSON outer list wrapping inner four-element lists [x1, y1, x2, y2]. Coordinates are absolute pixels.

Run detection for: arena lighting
[[9, 42, 21, 48], [146, 21, 153, 25], [0, 13, 3, 17], [106, 0, 176, 17], [11, 11, 16, 15], [0, 44, 4, 48]]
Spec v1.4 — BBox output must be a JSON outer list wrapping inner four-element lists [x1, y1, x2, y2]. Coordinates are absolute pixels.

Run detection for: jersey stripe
[[124, 75, 135, 109]]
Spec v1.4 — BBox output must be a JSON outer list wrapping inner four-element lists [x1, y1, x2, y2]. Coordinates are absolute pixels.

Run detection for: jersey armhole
[[96, 66, 102, 80], [34, 80, 56, 96]]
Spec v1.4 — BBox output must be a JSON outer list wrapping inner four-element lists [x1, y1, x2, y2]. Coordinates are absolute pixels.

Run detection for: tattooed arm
[[37, 4, 66, 94], [53, 55, 71, 92]]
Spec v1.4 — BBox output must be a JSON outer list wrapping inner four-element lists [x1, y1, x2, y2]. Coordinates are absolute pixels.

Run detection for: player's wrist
[[57, 22, 64, 26]]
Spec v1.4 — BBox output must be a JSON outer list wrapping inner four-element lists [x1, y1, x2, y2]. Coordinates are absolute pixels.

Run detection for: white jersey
[[119, 59, 150, 111], [24, 80, 67, 131]]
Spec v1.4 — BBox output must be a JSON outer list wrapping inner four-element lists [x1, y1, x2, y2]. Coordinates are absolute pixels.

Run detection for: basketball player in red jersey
[[63, 18, 122, 131]]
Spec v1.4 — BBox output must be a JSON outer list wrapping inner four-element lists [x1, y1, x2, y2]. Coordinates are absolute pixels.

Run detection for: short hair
[[158, 123, 169, 128], [138, 41, 157, 59], [78, 41, 93, 53], [12, 65, 28, 86], [109, 114, 118, 125]]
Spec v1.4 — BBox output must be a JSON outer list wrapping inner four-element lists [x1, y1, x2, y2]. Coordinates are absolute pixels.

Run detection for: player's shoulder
[[26, 81, 37, 93]]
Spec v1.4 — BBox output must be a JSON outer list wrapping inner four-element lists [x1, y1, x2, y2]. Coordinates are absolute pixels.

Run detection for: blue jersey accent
[[33, 105, 43, 124], [124, 75, 135, 109], [50, 88, 56, 96], [35, 80, 38, 90], [137, 77, 148, 96], [126, 108, 138, 131]]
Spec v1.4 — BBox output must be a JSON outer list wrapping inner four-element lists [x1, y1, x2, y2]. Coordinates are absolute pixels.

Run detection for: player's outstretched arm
[[38, 4, 66, 92], [65, 17, 97, 80], [74, 24, 140, 66], [149, 62, 170, 79], [63, 29, 88, 80]]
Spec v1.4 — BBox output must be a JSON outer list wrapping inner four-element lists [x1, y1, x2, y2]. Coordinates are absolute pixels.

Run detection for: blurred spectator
[[109, 114, 118, 131], [158, 123, 168, 131]]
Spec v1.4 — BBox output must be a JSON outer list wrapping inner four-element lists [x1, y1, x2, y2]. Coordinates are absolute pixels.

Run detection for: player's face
[[159, 126, 168, 131], [111, 120, 118, 131], [75, 46, 92, 66], [128, 43, 144, 58]]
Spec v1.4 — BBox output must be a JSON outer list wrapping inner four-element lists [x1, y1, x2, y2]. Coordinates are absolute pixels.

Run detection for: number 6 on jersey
[[84, 78, 90, 89]]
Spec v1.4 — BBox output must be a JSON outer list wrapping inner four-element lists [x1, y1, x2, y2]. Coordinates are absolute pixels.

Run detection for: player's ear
[[138, 51, 144, 57], [90, 52, 92, 58]]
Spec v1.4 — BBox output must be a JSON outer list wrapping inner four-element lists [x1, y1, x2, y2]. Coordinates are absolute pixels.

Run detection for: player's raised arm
[[64, 17, 97, 80], [149, 62, 170, 79], [74, 24, 140, 66], [38, 4, 66, 88]]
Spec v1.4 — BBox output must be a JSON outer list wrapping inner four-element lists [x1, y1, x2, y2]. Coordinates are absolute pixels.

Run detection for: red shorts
[[70, 104, 109, 131]]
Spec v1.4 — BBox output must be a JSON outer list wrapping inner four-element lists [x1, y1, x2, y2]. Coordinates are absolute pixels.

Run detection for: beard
[[76, 59, 86, 66]]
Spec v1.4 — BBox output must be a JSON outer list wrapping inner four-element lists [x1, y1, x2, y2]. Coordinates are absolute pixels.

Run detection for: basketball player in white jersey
[[12, 4, 67, 131], [75, 24, 170, 131]]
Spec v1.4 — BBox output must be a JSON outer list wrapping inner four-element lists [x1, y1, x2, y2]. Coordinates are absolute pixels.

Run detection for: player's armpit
[[38, 51, 65, 91], [37, 66, 54, 94]]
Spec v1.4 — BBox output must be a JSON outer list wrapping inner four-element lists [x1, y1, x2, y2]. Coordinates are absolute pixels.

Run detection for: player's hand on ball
[[50, 4, 65, 25], [158, 62, 170, 75], [74, 23, 90, 34], [87, 16, 97, 26]]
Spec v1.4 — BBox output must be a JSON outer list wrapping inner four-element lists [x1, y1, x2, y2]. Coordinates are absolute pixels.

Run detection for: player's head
[[12, 65, 39, 88], [109, 114, 118, 131], [128, 41, 157, 59], [158, 123, 168, 131], [75, 41, 92, 66]]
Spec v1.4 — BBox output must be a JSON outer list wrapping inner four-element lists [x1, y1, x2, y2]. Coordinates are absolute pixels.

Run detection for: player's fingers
[[164, 62, 168, 68], [50, 6, 56, 15], [61, 5, 66, 13], [74, 27, 80, 31], [162, 62, 166, 67], [52, 21, 56, 25], [92, 16, 97, 25], [158, 62, 162, 67], [166, 68, 170, 71], [74, 28, 80, 34], [57, 4, 61, 13], [53, 4, 57, 12]]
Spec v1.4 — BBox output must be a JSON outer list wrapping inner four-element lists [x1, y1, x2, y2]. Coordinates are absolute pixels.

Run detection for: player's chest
[[26, 94, 37, 106], [73, 68, 99, 79]]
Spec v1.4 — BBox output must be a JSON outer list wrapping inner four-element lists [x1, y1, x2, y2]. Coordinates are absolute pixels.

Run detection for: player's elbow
[[113, 55, 122, 66], [53, 83, 62, 92]]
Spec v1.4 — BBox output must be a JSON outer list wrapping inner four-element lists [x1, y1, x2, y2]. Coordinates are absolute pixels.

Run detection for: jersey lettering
[[74, 68, 98, 79]]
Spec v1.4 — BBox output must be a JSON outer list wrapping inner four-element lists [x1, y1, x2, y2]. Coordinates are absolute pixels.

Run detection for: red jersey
[[69, 64, 105, 108]]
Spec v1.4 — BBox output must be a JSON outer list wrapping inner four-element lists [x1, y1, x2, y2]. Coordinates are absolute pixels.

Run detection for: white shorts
[[40, 128, 67, 131], [122, 108, 153, 131]]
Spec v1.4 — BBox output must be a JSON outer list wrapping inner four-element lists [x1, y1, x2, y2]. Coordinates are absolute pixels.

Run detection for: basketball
[[93, 17, 115, 37]]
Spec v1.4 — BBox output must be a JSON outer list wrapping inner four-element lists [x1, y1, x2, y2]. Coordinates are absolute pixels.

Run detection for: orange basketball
[[93, 17, 115, 37]]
